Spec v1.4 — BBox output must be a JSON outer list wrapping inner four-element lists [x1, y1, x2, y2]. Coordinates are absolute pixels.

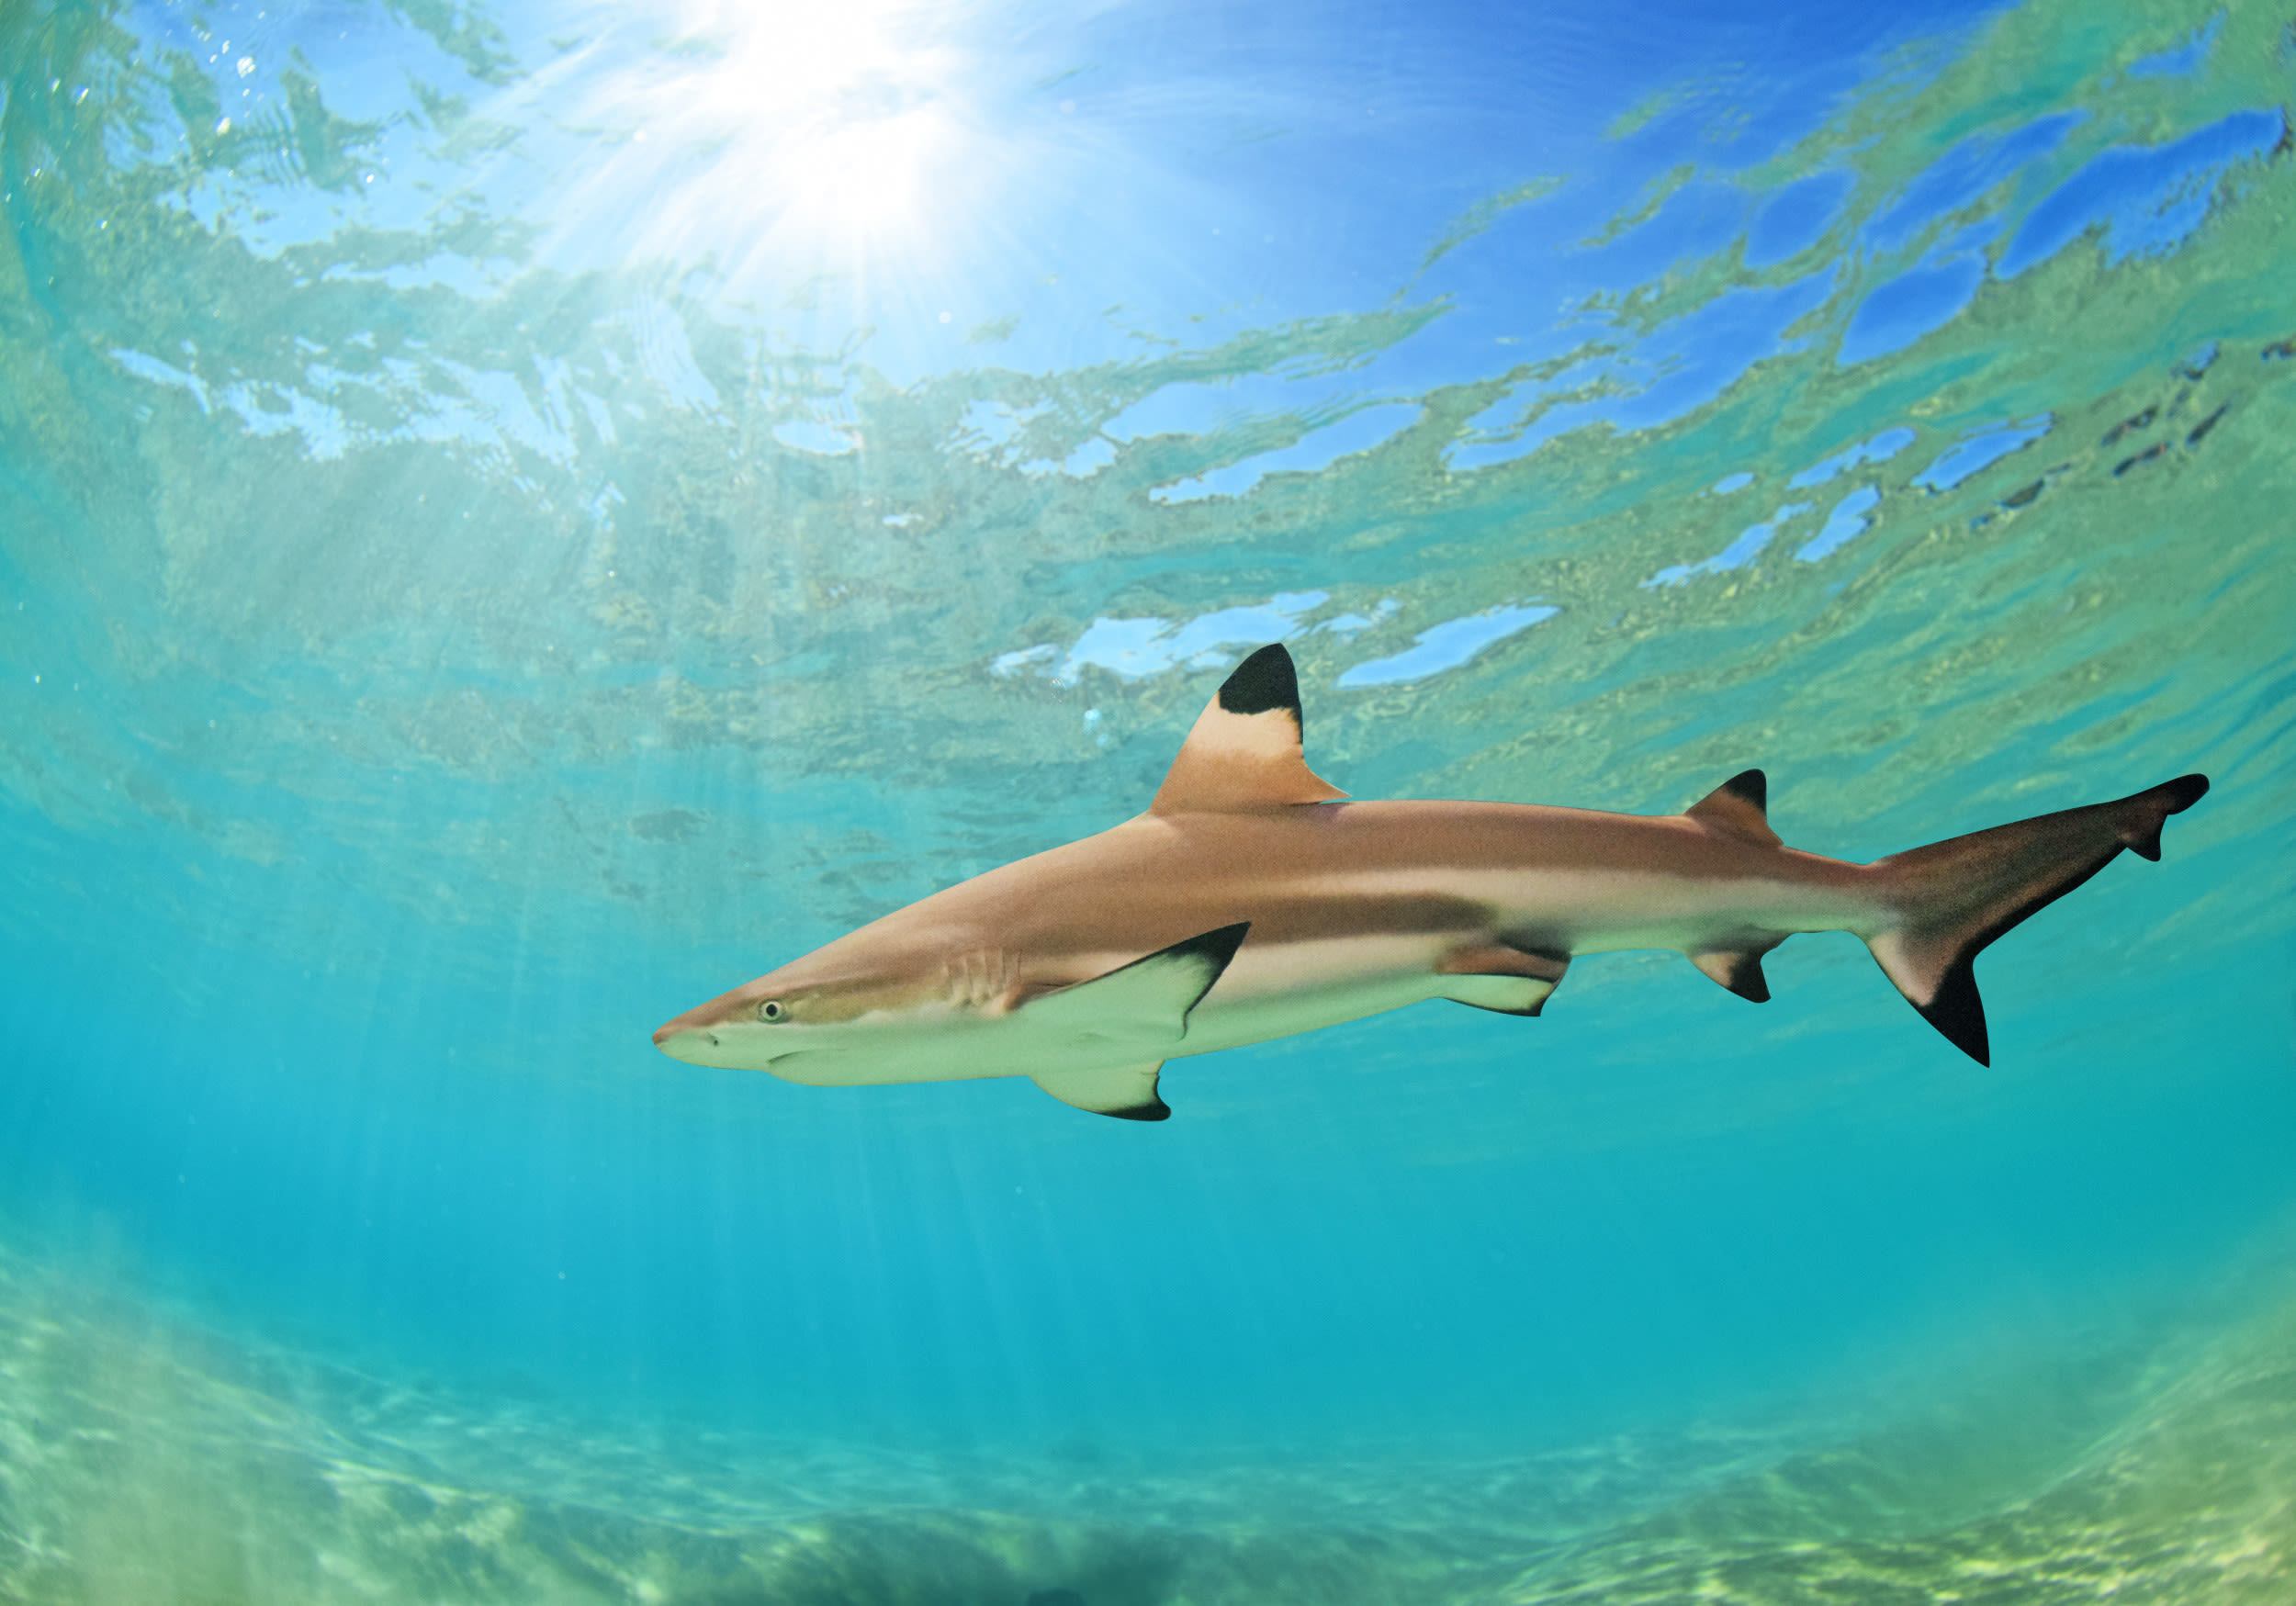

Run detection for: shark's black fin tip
[[1723, 768, 1767, 810], [2129, 774, 2210, 860], [1184, 921, 1254, 969], [1217, 644, 1302, 722], [1917, 959, 1990, 1065], [1107, 1100, 1172, 1122]]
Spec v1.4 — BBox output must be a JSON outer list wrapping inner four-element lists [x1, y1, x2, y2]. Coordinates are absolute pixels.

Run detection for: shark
[[653, 644, 2209, 1120]]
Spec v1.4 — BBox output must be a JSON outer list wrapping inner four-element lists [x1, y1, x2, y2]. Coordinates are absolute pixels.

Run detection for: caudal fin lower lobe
[[1863, 774, 2208, 1064]]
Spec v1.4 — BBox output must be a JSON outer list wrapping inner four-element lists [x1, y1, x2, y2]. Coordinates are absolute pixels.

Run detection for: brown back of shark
[[653, 645, 2210, 1120]]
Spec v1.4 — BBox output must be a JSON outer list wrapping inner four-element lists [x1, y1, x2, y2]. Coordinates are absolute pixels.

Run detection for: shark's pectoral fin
[[1436, 942, 1569, 1016], [1021, 923, 1251, 1045], [1031, 1061, 1171, 1121], [1690, 937, 1785, 1003]]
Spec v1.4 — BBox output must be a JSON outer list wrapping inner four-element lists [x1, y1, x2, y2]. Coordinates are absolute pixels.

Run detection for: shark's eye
[[757, 999, 787, 1023]]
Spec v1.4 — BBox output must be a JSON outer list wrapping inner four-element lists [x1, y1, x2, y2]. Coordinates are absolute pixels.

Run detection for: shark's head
[[651, 946, 1008, 1083], [653, 916, 1253, 1100]]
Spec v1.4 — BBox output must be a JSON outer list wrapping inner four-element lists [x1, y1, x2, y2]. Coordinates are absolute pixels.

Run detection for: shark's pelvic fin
[[1685, 769, 1781, 848], [1030, 1061, 1170, 1121], [1436, 941, 1569, 1016], [1865, 773, 2210, 1065], [1439, 975, 1559, 1016], [1150, 644, 1349, 814], [1021, 922, 1251, 1046]]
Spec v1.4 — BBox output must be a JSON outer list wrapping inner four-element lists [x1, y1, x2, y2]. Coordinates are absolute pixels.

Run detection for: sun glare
[[531, 0, 990, 291]]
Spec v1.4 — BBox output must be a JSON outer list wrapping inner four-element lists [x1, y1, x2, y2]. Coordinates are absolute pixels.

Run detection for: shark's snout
[[652, 1017, 720, 1055], [653, 1015, 813, 1075]]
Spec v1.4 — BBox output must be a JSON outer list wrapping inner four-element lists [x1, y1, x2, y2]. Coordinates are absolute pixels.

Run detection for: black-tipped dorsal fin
[[1150, 644, 1348, 814], [1685, 769, 1780, 847]]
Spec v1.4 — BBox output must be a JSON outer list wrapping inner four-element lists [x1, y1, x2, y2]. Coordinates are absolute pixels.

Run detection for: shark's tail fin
[[1863, 774, 2208, 1064]]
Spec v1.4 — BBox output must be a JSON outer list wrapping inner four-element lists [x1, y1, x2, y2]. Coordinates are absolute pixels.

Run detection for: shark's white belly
[[1176, 938, 1452, 1058], [750, 937, 1452, 1087]]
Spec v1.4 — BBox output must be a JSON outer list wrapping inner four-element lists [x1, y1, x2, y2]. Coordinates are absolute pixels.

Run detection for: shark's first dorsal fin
[[1150, 644, 1348, 814], [1685, 769, 1781, 847]]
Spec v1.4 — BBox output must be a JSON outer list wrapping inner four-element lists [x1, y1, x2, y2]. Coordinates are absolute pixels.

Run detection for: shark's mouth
[[656, 1027, 798, 1070]]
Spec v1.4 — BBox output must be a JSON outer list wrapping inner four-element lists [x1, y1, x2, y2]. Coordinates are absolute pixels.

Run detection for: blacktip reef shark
[[654, 645, 2208, 1120]]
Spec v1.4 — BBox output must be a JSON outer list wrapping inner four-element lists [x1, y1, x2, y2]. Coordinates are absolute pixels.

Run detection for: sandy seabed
[[2, 1236, 2290, 1606]]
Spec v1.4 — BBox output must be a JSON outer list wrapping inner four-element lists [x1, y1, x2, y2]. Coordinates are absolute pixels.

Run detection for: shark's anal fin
[[1685, 769, 1782, 848], [1436, 942, 1569, 1016], [1690, 937, 1785, 1003], [1031, 1062, 1170, 1121], [1151, 645, 1348, 814], [1020, 923, 1250, 1045]]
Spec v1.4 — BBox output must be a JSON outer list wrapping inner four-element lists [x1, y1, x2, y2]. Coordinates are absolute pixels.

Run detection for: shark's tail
[[1863, 774, 2209, 1064]]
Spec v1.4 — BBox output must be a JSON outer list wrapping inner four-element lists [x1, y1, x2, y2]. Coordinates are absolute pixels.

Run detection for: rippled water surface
[[3, 0, 2293, 1600]]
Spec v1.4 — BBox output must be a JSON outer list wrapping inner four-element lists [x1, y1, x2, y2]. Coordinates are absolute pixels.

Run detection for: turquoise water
[[3, 0, 2293, 1599]]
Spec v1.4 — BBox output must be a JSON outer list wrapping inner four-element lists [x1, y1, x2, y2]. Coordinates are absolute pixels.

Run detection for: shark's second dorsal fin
[[1685, 769, 1781, 847], [1150, 644, 1348, 814]]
